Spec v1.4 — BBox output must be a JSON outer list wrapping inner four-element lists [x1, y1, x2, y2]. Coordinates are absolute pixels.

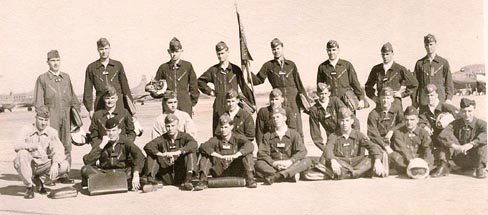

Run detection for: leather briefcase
[[48, 186, 78, 199], [88, 171, 128, 195]]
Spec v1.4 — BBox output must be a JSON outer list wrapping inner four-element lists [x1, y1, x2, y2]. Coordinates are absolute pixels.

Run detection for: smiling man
[[89, 85, 135, 147], [435, 98, 487, 178], [83, 38, 133, 118]]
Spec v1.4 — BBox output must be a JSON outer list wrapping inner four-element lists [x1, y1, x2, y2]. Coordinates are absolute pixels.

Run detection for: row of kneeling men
[[14, 89, 486, 198]]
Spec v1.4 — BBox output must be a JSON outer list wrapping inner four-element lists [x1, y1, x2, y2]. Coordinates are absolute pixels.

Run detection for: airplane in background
[[452, 64, 485, 95], [0, 91, 34, 112], [131, 75, 157, 105]]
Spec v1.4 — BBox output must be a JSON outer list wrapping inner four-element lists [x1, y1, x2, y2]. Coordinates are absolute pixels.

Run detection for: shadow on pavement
[[0, 174, 21, 182], [0, 185, 25, 196]]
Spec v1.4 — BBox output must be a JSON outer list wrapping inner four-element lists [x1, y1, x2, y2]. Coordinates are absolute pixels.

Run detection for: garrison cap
[[379, 87, 394, 97], [169, 37, 182, 52], [270, 38, 283, 48], [404, 106, 419, 116], [317, 82, 330, 93], [164, 113, 180, 124], [269, 88, 283, 98], [215, 41, 228, 52], [97, 38, 110, 48], [225, 89, 239, 99], [424, 34, 436, 44], [36, 106, 50, 118], [163, 90, 177, 100], [337, 107, 354, 119], [103, 85, 117, 97], [271, 107, 287, 116], [105, 117, 120, 129], [326, 40, 339, 49], [381, 42, 393, 53], [426, 84, 438, 94], [219, 113, 234, 125], [460, 98, 476, 108], [47, 50, 60, 60]]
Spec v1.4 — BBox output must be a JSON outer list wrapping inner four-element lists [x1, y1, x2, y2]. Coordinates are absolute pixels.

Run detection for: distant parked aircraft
[[452, 64, 485, 95], [0, 91, 34, 112]]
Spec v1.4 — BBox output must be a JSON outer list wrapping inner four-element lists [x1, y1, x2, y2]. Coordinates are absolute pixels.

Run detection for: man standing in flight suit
[[33, 50, 80, 184], [316, 40, 366, 111], [83, 38, 133, 118], [365, 42, 417, 110], [252, 38, 308, 136], [148, 37, 200, 116], [198, 41, 254, 134], [413, 34, 454, 107]]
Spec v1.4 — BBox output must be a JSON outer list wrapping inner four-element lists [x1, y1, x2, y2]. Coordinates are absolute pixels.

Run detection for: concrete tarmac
[[0, 95, 486, 215]]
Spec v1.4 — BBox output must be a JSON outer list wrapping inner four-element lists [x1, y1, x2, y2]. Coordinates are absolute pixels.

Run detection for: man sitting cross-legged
[[194, 114, 257, 191], [142, 114, 198, 191], [255, 107, 312, 185]]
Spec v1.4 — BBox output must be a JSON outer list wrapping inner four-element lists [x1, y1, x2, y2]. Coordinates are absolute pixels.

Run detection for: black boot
[[24, 186, 35, 199], [245, 171, 257, 188], [32, 176, 46, 194], [181, 172, 194, 191]]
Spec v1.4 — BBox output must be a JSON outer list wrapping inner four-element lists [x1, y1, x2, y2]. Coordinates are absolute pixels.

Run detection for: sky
[[0, 0, 485, 94]]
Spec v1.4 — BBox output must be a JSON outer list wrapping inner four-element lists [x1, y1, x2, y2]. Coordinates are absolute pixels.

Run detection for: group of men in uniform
[[14, 34, 486, 199]]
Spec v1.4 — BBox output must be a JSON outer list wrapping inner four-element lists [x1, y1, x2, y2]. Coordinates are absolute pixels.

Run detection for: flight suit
[[436, 117, 487, 169], [83, 59, 133, 113], [255, 129, 311, 179], [418, 102, 458, 166], [390, 126, 434, 173], [367, 105, 404, 150], [34, 71, 80, 163], [365, 62, 418, 109], [253, 59, 307, 136], [143, 132, 198, 185], [89, 108, 136, 146], [81, 135, 145, 188], [319, 130, 381, 179], [309, 97, 361, 151], [198, 133, 254, 179], [153, 60, 199, 116], [215, 108, 255, 142], [316, 59, 365, 105], [256, 106, 297, 146], [198, 63, 254, 133], [413, 55, 454, 107]]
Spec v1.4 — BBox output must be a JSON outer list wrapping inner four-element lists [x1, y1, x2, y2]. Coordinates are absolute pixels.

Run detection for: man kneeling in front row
[[194, 114, 257, 191], [81, 117, 145, 191], [255, 107, 312, 185], [14, 107, 70, 199], [143, 114, 198, 191], [305, 107, 385, 180]]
